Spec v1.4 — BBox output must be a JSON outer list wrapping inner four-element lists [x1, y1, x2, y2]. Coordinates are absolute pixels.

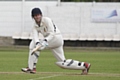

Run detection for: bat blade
[[31, 45, 41, 55]]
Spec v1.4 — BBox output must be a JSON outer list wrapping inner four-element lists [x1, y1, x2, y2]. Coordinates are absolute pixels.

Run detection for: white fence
[[0, 1, 120, 41]]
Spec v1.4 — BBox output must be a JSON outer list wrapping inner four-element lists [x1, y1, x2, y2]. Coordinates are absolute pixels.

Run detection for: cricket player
[[21, 8, 91, 75]]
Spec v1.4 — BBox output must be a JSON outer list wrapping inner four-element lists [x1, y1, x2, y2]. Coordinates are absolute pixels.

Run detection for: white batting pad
[[56, 59, 85, 70]]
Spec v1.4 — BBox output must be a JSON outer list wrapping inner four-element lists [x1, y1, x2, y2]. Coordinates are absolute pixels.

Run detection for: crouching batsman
[[21, 8, 91, 75]]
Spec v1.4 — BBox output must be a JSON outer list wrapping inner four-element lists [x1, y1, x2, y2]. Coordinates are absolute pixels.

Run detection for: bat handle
[[31, 52, 34, 55]]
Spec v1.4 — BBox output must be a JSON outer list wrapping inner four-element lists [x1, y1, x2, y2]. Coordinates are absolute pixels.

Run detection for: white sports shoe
[[21, 67, 36, 74], [81, 63, 91, 75]]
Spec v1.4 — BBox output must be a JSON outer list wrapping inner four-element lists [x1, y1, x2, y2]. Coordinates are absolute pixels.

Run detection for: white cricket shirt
[[33, 17, 61, 43]]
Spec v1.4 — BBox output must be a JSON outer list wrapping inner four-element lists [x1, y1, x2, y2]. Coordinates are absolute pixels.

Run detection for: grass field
[[0, 46, 120, 80]]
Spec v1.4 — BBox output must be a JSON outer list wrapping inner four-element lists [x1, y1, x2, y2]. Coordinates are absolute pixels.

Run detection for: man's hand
[[31, 39, 48, 55], [40, 40, 48, 50]]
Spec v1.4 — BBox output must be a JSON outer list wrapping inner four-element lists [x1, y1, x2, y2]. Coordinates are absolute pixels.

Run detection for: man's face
[[33, 14, 42, 23]]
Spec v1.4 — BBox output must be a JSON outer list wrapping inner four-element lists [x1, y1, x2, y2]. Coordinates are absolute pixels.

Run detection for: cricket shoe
[[30, 68, 36, 74], [21, 67, 36, 74], [81, 63, 91, 75]]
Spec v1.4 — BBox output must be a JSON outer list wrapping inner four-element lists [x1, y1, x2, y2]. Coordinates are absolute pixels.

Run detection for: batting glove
[[40, 39, 48, 50], [31, 40, 48, 55], [36, 42, 41, 46]]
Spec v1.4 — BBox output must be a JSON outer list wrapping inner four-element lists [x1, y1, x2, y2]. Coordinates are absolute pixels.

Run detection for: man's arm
[[33, 27, 39, 43], [32, 26, 49, 54], [44, 17, 55, 42]]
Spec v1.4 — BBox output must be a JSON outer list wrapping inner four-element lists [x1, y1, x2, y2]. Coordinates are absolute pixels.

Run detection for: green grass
[[0, 46, 120, 80]]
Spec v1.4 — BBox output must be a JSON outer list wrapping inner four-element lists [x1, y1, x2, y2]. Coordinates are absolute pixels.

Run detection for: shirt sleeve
[[44, 18, 55, 42], [33, 27, 39, 43]]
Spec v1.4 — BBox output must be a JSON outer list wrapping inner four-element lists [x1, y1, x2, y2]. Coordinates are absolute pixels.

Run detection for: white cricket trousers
[[28, 34, 66, 69]]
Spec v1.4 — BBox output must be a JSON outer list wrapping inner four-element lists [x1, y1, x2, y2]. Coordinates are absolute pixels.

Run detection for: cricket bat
[[31, 45, 41, 55]]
